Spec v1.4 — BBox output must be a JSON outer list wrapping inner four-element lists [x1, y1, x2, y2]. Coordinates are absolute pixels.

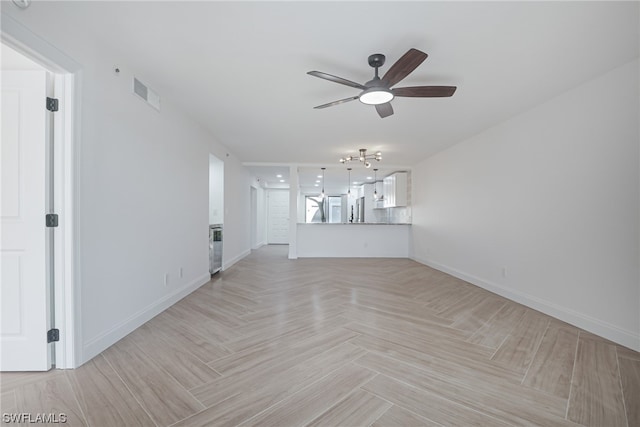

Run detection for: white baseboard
[[412, 256, 640, 352], [81, 273, 210, 365], [222, 249, 251, 271], [251, 241, 265, 250]]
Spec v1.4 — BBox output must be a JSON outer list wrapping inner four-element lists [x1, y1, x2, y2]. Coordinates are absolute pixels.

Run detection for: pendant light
[[320, 167, 326, 199], [347, 168, 352, 197], [373, 168, 379, 200]]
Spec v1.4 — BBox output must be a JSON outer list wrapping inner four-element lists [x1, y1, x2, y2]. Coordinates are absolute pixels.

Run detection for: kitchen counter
[[298, 222, 411, 225], [296, 223, 410, 258]]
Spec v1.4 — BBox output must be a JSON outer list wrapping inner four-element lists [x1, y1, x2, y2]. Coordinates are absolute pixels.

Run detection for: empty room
[[1, 1, 638, 426]]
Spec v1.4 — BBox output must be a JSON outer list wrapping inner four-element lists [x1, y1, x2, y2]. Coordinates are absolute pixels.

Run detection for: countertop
[[298, 222, 411, 225]]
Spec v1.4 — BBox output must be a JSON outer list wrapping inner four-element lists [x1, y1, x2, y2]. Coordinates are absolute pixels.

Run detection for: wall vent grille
[[133, 77, 160, 111]]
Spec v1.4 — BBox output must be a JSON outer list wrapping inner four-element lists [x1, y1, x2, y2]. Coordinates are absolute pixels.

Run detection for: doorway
[[0, 31, 79, 370], [266, 189, 289, 244], [209, 154, 224, 272]]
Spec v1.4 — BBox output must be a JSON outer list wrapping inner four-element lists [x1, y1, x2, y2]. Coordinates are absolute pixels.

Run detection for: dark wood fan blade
[[381, 48, 428, 88], [375, 102, 394, 118], [313, 96, 360, 109], [307, 71, 366, 90], [392, 86, 457, 97]]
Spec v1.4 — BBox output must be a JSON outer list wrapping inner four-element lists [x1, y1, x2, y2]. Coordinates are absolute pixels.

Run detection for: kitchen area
[[296, 168, 412, 258], [209, 154, 224, 274], [246, 161, 413, 259]]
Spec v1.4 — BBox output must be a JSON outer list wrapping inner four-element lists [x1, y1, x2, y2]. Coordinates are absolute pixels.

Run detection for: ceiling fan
[[307, 48, 456, 118]]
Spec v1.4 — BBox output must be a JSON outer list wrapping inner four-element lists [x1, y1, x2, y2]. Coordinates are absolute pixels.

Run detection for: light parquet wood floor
[[2, 245, 638, 426]]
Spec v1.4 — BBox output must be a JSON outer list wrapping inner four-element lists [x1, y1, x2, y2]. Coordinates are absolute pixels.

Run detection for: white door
[[1, 70, 51, 371], [267, 190, 289, 244]]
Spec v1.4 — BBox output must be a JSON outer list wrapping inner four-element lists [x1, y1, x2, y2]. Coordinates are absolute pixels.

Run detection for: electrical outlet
[[164, 273, 169, 286], [179, 267, 183, 278]]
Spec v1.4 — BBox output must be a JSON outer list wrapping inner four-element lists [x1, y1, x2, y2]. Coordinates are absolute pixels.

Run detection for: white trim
[[82, 273, 210, 364], [287, 167, 298, 259], [2, 13, 83, 368], [55, 72, 81, 368], [252, 241, 266, 251], [222, 249, 251, 271], [412, 255, 640, 352], [0, 14, 80, 73]]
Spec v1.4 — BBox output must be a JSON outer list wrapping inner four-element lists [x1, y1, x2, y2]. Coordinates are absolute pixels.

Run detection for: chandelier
[[339, 148, 382, 168]]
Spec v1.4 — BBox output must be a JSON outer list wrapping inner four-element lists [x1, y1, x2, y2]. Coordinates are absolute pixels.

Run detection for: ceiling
[[12, 2, 639, 176]]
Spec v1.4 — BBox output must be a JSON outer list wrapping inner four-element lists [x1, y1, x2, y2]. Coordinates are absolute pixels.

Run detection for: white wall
[[221, 153, 253, 269], [3, 7, 255, 364], [298, 224, 411, 258], [249, 179, 266, 249], [411, 59, 640, 351], [209, 154, 224, 225]]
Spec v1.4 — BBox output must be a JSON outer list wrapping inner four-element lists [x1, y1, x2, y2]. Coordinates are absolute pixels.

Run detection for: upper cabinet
[[383, 172, 408, 207]]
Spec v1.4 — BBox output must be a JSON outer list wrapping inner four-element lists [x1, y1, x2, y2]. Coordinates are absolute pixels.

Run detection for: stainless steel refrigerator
[[209, 225, 222, 274]]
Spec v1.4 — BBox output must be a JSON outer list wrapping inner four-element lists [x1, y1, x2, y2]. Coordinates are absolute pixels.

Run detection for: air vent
[[133, 77, 160, 111]]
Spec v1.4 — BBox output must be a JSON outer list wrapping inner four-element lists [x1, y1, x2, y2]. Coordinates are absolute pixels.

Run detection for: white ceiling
[[16, 2, 640, 175]]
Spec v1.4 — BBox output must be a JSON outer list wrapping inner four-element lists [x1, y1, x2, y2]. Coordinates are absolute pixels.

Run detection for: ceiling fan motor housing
[[368, 54, 386, 68]]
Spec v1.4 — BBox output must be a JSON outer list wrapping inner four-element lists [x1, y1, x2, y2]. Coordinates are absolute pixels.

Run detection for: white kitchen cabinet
[[383, 172, 408, 207]]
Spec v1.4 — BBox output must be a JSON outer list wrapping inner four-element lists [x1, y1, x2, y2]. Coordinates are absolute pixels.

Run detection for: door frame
[[2, 14, 82, 368], [249, 186, 258, 249]]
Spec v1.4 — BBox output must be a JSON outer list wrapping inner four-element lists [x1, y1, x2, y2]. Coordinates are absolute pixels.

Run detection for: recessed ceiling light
[[353, 181, 359, 184], [279, 179, 285, 183], [317, 175, 322, 178], [314, 184, 319, 187], [276, 174, 283, 178], [366, 176, 373, 180], [315, 180, 320, 183]]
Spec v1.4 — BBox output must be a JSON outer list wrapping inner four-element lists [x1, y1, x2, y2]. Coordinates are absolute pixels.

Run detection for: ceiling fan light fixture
[[359, 88, 394, 105]]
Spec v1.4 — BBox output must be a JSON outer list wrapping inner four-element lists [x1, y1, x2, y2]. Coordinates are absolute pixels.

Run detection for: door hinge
[[46, 97, 59, 112], [45, 213, 59, 227], [47, 328, 59, 343]]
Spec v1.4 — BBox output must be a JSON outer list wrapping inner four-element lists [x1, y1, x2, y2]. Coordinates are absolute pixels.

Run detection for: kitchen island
[[297, 223, 411, 258]]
